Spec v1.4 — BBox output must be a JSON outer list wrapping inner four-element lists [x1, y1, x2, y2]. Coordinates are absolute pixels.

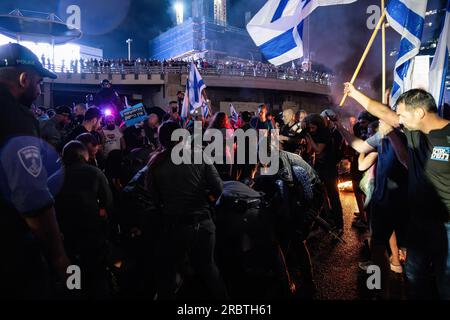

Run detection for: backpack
[[214, 181, 290, 298]]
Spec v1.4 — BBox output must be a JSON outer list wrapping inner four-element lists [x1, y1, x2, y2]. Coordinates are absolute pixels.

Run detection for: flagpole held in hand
[[340, 10, 386, 107]]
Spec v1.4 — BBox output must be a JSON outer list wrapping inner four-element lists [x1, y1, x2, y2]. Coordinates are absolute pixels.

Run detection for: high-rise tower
[[192, 0, 227, 25]]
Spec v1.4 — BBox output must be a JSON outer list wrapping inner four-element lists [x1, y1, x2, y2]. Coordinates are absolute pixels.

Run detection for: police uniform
[[0, 43, 58, 298]]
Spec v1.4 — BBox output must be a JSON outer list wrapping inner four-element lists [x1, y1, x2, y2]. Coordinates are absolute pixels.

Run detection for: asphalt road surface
[[307, 190, 405, 300]]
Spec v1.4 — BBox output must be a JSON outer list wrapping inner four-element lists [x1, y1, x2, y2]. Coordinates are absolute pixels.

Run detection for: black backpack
[[214, 181, 290, 298]]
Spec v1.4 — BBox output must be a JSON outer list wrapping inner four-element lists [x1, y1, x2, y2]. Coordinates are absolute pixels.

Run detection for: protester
[[251, 104, 274, 130], [304, 113, 344, 233], [102, 115, 125, 158], [65, 107, 102, 143], [337, 117, 409, 298], [40, 106, 72, 151], [76, 133, 100, 168], [144, 112, 161, 152], [280, 108, 302, 153], [206, 112, 234, 180], [73, 103, 87, 125], [344, 83, 450, 299]]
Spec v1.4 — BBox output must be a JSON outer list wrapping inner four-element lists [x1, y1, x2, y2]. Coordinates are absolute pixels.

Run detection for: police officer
[[0, 43, 70, 298], [148, 121, 228, 300]]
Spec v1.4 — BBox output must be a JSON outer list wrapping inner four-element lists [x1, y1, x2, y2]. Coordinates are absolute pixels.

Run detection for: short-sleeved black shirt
[[404, 124, 450, 222]]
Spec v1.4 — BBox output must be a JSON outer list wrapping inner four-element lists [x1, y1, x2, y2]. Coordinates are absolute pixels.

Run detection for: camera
[[172, 106, 178, 113]]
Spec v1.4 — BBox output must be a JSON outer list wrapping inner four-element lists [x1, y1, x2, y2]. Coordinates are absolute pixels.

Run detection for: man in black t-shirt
[[65, 107, 102, 144], [251, 104, 274, 130], [344, 84, 450, 300]]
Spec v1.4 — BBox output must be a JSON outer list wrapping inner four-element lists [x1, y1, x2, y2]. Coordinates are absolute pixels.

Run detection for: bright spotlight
[[175, 2, 184, 25]]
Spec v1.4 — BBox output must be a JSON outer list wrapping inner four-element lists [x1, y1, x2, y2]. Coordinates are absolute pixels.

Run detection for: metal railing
[[48, 64, 332, 86]]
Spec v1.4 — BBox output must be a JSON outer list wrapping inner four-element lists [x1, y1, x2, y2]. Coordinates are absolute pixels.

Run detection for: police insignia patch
[[17, 146, 42, 177]]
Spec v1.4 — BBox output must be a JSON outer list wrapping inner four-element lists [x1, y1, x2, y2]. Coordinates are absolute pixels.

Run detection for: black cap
[[55, 106, 72, 116], [0, 43, 57, 79]]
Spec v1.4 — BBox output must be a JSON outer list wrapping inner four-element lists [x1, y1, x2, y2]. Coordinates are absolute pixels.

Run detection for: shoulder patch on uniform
[[17, 146, 42, 177]]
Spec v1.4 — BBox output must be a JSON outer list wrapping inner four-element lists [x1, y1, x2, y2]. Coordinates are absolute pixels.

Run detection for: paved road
[[307, 190, 405, 300]]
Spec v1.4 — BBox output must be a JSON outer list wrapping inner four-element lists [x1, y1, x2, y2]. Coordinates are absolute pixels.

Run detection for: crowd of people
[[39, 54, 332, 85], [1, 43, 449, 301]]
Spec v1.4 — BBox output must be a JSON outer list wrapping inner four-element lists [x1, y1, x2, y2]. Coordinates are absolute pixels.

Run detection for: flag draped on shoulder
[[429, 0, 450, 115], [246, 0, 358, 66], [386, 0, 428, 106], [181, 62, 207, 119]]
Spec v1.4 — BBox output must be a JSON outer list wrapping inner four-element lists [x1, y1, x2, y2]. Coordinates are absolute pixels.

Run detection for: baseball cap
[[55, 106, 72, 116], [0, 43, 57, 79]]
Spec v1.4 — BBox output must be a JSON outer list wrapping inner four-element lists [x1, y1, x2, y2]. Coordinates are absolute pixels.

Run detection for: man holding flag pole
[[340, 0, 450, 299]]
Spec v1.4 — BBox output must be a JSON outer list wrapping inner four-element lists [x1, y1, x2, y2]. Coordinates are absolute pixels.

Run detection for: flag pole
[[339, 10, 387, 107], [381, 0, 387, 104]]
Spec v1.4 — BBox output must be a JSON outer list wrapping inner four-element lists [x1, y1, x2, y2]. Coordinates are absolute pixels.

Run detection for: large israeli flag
[[429, 1, 450, 115], [247, 0, 358, 66], [386, 0, 428, 106], [181, 62, 207, 119]]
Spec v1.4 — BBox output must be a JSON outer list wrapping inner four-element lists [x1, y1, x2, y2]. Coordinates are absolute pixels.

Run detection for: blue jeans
[[405, 222, 450, 300]]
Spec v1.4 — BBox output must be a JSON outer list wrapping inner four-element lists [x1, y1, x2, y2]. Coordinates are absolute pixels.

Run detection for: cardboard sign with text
[[120, 103, 148, 127]]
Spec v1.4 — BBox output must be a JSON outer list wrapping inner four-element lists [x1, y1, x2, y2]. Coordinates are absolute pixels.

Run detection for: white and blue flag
[[230, 104, 239, 123], [247, 0, 358, 66], [429, 0, 450, 115], [386, 0, 428, 106], [202, 102, 211, 118], [181, 62, 207, 119]]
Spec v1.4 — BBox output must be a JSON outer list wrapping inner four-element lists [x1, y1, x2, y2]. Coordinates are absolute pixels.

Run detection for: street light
[[126, 38, 133, 61]]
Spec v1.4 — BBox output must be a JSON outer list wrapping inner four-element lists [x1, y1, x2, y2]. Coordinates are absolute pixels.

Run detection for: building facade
[[149, 16, 261, 61]]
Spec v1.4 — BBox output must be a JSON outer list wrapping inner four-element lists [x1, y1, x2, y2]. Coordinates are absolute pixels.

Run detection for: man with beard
[[102, 115, 125, 158], [0, 43, 69, 298]]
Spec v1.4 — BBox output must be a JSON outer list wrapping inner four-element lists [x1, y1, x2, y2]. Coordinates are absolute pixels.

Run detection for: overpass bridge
[[41, 65, 333, 113]]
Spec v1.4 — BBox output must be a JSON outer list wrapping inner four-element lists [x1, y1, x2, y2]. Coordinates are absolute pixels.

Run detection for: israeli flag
[[202, 102, 211, 118], [429, 1, 450, 115], [247, 0, 358, 66], [181, 62, 207, 119], [230, 103, 239, 123], [386, 0, 428, 106]]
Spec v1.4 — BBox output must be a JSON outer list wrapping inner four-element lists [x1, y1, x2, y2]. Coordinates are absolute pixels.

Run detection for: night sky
[[0, 0, 446, 92]]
